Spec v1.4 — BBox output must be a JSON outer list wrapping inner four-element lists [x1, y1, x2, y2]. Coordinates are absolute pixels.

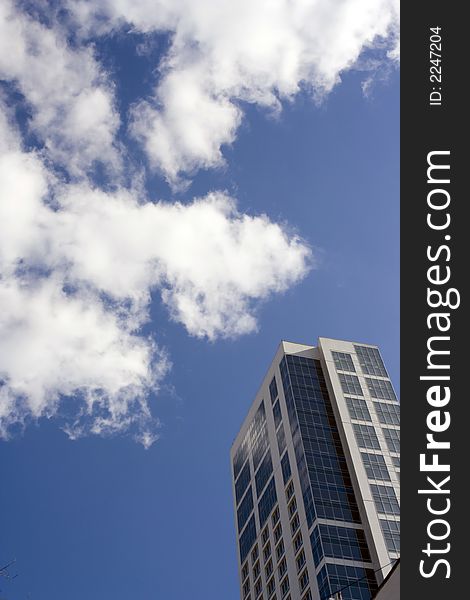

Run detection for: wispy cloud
[[0, 0, 398, 444], [0, 0, 120, 176], [0, 100, 310, 442], [69, 0, 399, 186]]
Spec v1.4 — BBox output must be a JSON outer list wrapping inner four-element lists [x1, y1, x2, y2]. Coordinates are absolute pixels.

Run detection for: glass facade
[[258, 477, 277, 527], [269, 376, 279, 404], [238, 486, 254, 531], [235, 461, 251, 504], [255, 450, 273, 496], [278, 353, 379, 599], [239, 515, 257, 563], [273, 399, 282, 429], [276, 423, 286, 455], [311, 524, 371, 566], [317, 564, 377, 600], [280, 355, 362, 527], [281, 451, 291, 484]]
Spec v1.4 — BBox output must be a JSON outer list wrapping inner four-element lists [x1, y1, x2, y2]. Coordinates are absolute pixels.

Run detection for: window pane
[[383, 428, 400, 454], [361, 452, 391, 481], [354, 345, 388, 377], [338, 373, 363, 396], [371, 484, 400, 515], [366, 378, 397, 401], [332, 351, 356, 373], [258, 477, 278, 527], [353, 423, 380, 450], [256, 451, 274, 497], [239, 515, 257, 563], [374, 402, 400, 425], [346, 397, 371, 421]]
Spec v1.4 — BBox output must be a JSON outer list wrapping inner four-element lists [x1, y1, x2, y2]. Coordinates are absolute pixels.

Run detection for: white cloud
[[69, 0, 399, 185], [0, 277, 166, 440], [0, 104, 311, 441], [0, 0, 399, 443], [0, 0, 120, 176]]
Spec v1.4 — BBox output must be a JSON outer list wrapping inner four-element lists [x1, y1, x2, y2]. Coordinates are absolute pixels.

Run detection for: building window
[[383, 427, 400, 454], [290, 513, 300, 535], [296, 549, 306, 572], [280, 354, 363, 526], [272, 506, 280, 527], [361, 452, 391, 481], [317, 563, 378, 600], [276, 539, 285, 562], [258, 478, 278, 528], [274, 523, 282, 544], [311, 524, 371, 566], [265, 558, 273, 579], [236, 461, 252, 505], [247, 402, 268, 472], [252, 425, 270, 471], [280, 575, 290, 598], [243, 579, 250, 598], [281, 452, 291, 485], [288, 497, 297, 519], [354, 345, 388, 377], [392, 456, 400, 469], [299, 569, 309, 592], [277, 424, 286, 455], [270, 376, 279, 404], [253, 560, 261, 580], [332, 351, 356, 373], [345, 397, 372, 421], [338, 373, 363, 396], [263, 541, 272, 563], [233, 435, 249, 480], [374, 401, 400, 425], [285, 481, 294, 501], [254, 577, 263, 598], [262, 526, 270, 546], [301, 590, 312, 600], [240, 516, 257, 563], [267, 577, 275, 597], [256, 451, 274, 497], [238, 486, 255, 532], [366, 377, 397, 401], [278, 557, 287, 578], [273, 400, 282, 429], [380, 519, 400, 554], [353, 423, 381, 450], [293, 531, 303, 554], [371, 484, 400, 515], [251, 545, 259, 564], [242, 561, 249, 582]]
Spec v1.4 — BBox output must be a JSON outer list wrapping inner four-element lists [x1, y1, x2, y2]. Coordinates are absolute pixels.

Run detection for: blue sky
[[0, 1, 399, 598]]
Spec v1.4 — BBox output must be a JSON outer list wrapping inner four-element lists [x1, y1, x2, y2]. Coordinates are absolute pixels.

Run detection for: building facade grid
[[231, 338, 400, 600]]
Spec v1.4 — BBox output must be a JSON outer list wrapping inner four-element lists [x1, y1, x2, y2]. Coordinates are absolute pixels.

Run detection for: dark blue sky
[[0, 34, 399, 600]]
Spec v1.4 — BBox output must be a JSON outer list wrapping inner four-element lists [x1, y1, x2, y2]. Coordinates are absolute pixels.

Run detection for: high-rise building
[[230, 338, 400, 600]]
